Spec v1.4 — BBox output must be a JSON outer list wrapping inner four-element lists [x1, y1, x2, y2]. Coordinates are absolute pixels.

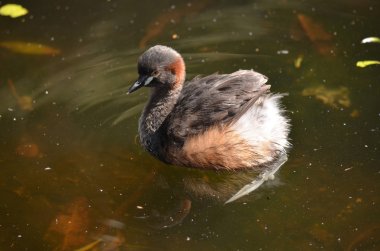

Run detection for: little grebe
[[128, 45, 290, 170]]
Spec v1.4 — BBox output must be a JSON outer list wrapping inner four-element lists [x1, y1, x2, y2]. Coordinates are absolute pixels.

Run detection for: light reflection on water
[[0, 0, 379, 250]]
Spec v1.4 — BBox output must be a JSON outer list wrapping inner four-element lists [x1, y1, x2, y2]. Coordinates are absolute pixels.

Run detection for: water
[[1, 0, 379, 250]]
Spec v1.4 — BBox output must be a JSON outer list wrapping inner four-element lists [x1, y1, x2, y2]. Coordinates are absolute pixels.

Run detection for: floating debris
[[344, 167, 354, 171], [302, 85, 351, 108], [277, 50, 289, 55], [361, 36, 380, 44], [0, 41, 61, 55], [172, 33, 180, 40], [356, 60, 380, 68], [294, 54, 304, 68], [0, 4, 28, 18]]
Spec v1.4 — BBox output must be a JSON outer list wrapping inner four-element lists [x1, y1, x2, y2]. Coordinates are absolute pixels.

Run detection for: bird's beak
[[128, 75, 154, 94]]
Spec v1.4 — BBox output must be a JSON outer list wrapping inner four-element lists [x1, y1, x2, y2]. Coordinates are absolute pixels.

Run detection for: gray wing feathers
[[166, 70, 269, 143]]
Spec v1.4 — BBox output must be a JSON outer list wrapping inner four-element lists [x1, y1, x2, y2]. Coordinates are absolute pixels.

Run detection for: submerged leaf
[[0, 4, 28, 18], [8, 79, 33, 111], [297, 14, 332, 42], [16, 143, 40, 158], [75, 239, 102, 251], [350, 109, 360, 118], [361, 37, 380, 44], [297, 14, 334, 56], [139, 0, 211, 48], [44, 197, 91, 250], [150, 199, 192, 229], [356, 60, 380, 68], [0, 41, 61, 55], [302, 85, 350, 108]]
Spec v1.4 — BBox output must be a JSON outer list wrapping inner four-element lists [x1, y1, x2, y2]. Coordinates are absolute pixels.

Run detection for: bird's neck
[[139, 86, 182, 147]]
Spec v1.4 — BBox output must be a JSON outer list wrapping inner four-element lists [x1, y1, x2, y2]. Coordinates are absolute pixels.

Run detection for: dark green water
[[0, 0, 379, 250]]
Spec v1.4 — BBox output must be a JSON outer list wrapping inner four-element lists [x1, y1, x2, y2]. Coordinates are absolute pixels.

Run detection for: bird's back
[[164, 70, 270, 145]]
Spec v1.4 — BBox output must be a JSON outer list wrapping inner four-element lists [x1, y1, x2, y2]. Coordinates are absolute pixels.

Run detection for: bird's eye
[[152, 70, 159, 77]]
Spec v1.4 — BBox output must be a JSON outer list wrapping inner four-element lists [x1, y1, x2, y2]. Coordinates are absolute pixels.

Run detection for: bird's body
[[129, 45, 290, 170]]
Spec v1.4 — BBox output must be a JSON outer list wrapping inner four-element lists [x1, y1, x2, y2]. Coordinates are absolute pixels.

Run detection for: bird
[[128, 45, 290, 171]]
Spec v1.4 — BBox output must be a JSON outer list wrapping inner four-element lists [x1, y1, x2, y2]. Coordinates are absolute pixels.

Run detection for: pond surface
[[1, 0, 379, 250]]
